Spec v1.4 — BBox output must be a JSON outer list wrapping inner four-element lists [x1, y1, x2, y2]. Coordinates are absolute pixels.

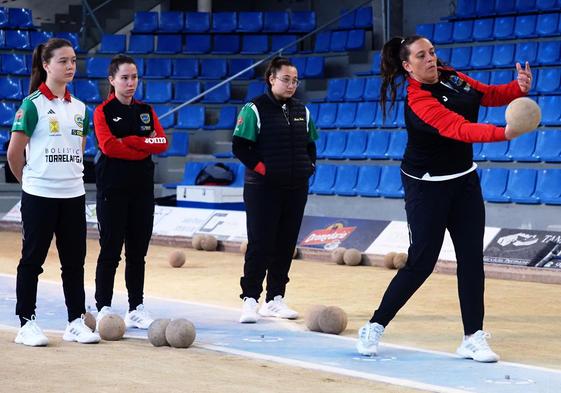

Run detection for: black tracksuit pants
[[16, 191, 87, 326], [371, 171, 486, 335], [95, 189, 154, 312], [240, 182, 308, 302]]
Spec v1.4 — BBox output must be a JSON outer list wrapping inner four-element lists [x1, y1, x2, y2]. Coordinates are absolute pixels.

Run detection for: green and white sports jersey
[[233, 102, 318, 142], [11, 84, 90, 198]]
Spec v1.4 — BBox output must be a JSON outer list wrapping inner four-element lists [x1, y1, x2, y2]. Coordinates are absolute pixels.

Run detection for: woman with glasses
[[233, 56, 318, 323]]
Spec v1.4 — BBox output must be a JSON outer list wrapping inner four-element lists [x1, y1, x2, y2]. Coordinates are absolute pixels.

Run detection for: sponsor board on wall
[[152, 206, 216, 238], [192, 209, 247, 241], [484, 228, 561, 268]]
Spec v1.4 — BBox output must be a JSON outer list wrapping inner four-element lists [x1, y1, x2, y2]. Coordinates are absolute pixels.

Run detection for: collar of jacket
[[265, 87, 292, 107]]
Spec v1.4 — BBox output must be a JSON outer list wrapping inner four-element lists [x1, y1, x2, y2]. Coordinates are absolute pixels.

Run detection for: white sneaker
[[14, 317, 49, 347], [356, 322, 385, 356], [456, 330, 500, 363], [124, 304, 154, 329], [63, 316, 101, 344], [96, 306, 115, 330], [239, 297, 260, 323], [258, 295, 298, 319]]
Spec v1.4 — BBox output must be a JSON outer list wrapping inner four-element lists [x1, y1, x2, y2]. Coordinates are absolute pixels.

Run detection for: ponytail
[[29, 38, 73, 94]]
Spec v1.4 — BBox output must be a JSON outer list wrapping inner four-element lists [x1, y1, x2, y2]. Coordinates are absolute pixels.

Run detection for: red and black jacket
[[94, 94, 168, 192], [402, 66, 525, 178]]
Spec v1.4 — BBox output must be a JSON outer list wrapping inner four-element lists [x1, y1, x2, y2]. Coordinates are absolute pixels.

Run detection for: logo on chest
[[139, 112, 152, 132], [49, 117, 59, 134]]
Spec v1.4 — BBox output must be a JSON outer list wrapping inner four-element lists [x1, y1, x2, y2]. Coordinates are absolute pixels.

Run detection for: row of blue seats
[[153, 105, 238, 131], [0, 7, 33, 29], [418, 12, 561, 43], [311, 101, 405, 129], [454, 0, 561, 19], [0, 30, 82, 51]]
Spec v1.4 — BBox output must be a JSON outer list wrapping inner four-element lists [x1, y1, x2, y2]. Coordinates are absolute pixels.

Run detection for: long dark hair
[[380, 35, 442, 119], [29, 38, 74, 94], [264, 56, 295, 88], [107, 54, 137, 96]]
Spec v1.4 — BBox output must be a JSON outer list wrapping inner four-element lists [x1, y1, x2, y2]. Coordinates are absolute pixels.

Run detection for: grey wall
[[402, 0, 453, 36]]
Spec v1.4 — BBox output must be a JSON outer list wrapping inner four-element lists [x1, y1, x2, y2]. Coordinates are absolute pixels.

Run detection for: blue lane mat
[[1, 274, 559, 393]]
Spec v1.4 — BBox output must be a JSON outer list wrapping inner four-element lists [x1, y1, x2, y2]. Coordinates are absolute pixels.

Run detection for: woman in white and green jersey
[[7, 38, 100, 346]]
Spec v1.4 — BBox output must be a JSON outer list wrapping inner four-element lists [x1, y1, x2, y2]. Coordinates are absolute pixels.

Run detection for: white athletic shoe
[[124, 304, 154, 329], [356, 322, 385, 356], [456, 330, 500, 363], [63, 316, 101, 344], [258, 295, 298, 319], [239, 297, 260, 323], [96, 306, 115, 330], [14, 317, 49, 347]]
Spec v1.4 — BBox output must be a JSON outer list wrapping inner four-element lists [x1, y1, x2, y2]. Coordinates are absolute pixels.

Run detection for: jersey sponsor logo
[[293, 117, 305, 122], [71, 129, 84, 137], [48, 109, 56, 115], [140, 113, 151, 124], [144, 137, 166, 144], [49, 117, 60, 134], [15, 109, 23, 120], [237, 117, 244, 125], [74, 114, 83, 128], [44, 147, 82, 164], [112, 117, 122, 122]]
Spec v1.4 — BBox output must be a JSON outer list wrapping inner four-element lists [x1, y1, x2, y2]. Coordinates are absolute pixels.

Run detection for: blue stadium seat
[[176, 105, 205, 129], [480, 141, 510, 161], [172, 81, 201, 103], [184, 12, 210, 32], [481, 168, 510, 202], [355, 165, 381, 197], [535, 68, 561, 94], [363, 77, 382, 101], [144, 80, 172, 103], [538, 95, 561, 125], [323, 131, 347, 159], [344, 78, 366, 101], [437, 48, 452, 65], [333, 165, 359, 196], [343, 131, 368, 159], [206, 106, 237, 130], [492, 44, 515, 68], [516, 0, 539, 11], [315, 131, 327, 159], [74, 80, 101, 103], [83, 133, 97, 158], [456, 0, 477, 17], [134, 58, 145, 78], [8, 8, 33, 28], [0, 8, 9, 28], [346, 30, 365, 51], [200, 59, 227, 79], [477, 106, 488, 125], [313, 31, 331, 53], [155, 34, 182, 54], [355, 7, 373, 28], [290, 11, 316, 32], [493, 17, 515, 39], [416, 23, 434, 41], [134, 80, 143, 101], [290, 57, 306, 76], [468, 70, 491, 84], [495, 0, 517, 14], [229, 58, 254, 79], [152, 104, 175, 129], [507, 132, 538, 161], [335, 102, 357, 128], [144, 58, 172, 78], [133, 12, 158, 33], [338, 8, 355, 30], [229, 163, 245, 187], [536, 0, 560, 10], [472, 19, 494, 41], [307, 103, 319, 124], [0, 101, 15, 125], [484, 106, 507, 126], [169, 162, 205, 187], [172, 58, 198, 79], [202, 81, 230, 103], [238, 11, 263, 32], [514, 42, 538, 65], [355, 102, 377, 128], [263, 11, 289, 32], [99, 34, 125, 53], [161, 132, 189, 157], [537, 41, 561, 65], [377, 166, 404, 198], [433, 22, 453, 44], [6, 30, 30, 50], [2, 53, 27, 75], [330, 31, 348, 52], [375, 102, 399, 128], [385, 131, 407, 159], [310, 164, 337, 194], [365, 131, 390, 159], [453, 21, 473, 42], [30, 30, 52, 47], [316, 103, 338, 129], [212, 34, 240, 54], [241, 35, 268, 54], [0, 77, 22, 99], [325, 79, 347, 102], [245, 81, 266, 101], [55, 32, 81, 52], [127, 34, 154, 54], [505, 168, 539, 204], [535, 12, 559, 36], [490, 69, 513, 85], [357, 51, 381, 75], [183, 34, 211, 54], [535, 169, 561, 204], [305, 56, 324, 78], [533, 130, 561, 161], [212, 12, 237, 32], [451, 46, 471, 70], [159, 11, 184, 32], [271, 35, 298, 54], [515, 14, 537, 38], [473, 142, 484, 161]]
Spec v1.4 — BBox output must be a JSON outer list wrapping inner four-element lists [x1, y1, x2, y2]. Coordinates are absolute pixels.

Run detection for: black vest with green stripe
[[247, 91, 313, 187]]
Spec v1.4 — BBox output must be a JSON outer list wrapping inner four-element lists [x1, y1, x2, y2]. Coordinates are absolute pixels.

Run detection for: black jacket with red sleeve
[[94, 94, 168, 192], [402, 67, 525, 178]]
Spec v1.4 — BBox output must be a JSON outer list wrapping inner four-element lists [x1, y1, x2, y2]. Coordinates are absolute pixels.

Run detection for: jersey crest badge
[[140, 113, 151, 124]]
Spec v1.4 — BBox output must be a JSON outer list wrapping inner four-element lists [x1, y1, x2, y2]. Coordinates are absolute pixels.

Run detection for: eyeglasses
[[276, 77, 301, 87]]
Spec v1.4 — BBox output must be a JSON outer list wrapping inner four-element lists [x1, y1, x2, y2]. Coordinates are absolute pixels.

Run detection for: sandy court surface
[[0, 230, 560, 392]]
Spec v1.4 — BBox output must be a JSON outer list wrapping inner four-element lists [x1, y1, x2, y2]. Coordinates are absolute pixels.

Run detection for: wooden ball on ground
[[343, 248, 362, 266], [304, 305, 327, 332], [83, 311, 96, 332], [168, 250, 186, 268], [318, 306, 348, 335], [98, 314, 126, 341], [201, 235, 218, 251], [505, 97, 541, 136], [165, 318, 196, 348], [148, 319, 170, 347], [331, 247, 346, 265], [383, 252, 397, 269], [192, 234, 204, 250], [240, 240, 248, 254], [393, 252, 408, 269]]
